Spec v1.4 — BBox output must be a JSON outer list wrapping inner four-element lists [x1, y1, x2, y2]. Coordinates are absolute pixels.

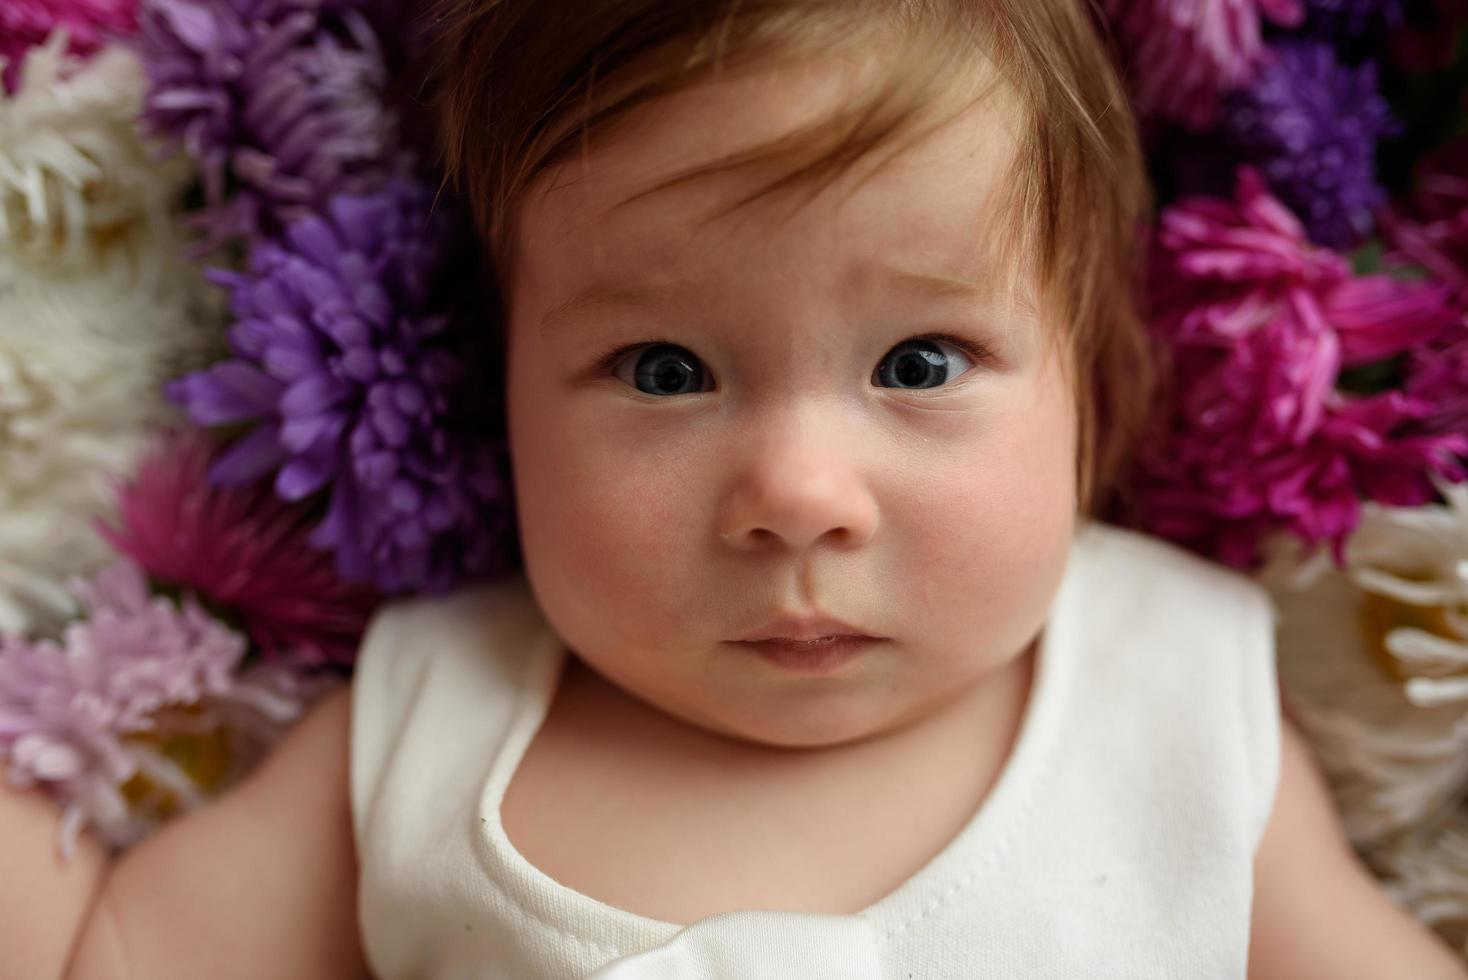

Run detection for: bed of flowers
[[2, 0, 1467, 956]]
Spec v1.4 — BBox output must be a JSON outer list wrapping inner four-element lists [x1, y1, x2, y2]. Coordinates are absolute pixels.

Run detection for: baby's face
[[504, 53, 1077, 749]]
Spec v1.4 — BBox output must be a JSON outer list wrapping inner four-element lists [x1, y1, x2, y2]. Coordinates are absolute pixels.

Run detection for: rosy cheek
[[542, 451, 696, 616], [901, 383, 1075, 629], [567, 486, 654, 572]]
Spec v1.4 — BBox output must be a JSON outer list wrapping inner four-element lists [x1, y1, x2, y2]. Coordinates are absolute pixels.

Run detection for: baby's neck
[[503, 641, 1040, 922]]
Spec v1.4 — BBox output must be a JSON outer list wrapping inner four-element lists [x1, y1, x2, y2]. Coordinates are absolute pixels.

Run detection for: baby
[[8, 0, 1468, 977]]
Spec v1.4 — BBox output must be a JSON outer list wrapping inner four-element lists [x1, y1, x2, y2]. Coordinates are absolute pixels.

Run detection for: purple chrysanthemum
[[0, 560, 332, 856], [135, 0, 400, 253], [0, 0, 138, 92], [1213, 40, 1401, 250], [1100, 0, 1306, 131], [1295, 0, 1404, 34], [167, 178, 517, 595], [1128, 167, 1466, 569]]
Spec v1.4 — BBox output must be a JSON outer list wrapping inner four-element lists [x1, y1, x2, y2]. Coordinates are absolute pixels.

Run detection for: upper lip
[[736, 614, 879, 643]]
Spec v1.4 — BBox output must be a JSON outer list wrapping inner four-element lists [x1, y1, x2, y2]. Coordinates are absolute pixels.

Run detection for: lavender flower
[[0, 560, 331, 856], [135, 0, 400, 253], [1213, 40, 1401, 250], [167, 178, 516, 594]]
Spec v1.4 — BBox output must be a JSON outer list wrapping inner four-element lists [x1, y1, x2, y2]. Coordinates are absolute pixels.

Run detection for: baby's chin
[[679, 702, 913, 752], [619, 662, 981, 753]]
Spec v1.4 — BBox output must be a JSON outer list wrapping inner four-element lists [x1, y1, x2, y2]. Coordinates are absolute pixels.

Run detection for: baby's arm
[[63, 684, 369, 980], [0, 768, 109, 979], [1247, 715, 1468, 979]]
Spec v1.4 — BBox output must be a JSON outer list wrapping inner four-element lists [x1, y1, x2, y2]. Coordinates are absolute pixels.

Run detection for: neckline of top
[[472, 524, 1092, 951]]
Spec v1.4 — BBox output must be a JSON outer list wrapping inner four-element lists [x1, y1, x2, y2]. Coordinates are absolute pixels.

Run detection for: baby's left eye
[[872, 336, 981, 390]]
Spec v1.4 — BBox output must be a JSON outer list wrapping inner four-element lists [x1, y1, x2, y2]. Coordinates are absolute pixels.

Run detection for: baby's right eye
[[607, 343, 713, 396]]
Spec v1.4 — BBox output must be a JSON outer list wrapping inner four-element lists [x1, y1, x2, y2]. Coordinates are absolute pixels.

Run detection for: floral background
[[3, 0, 1468, 958]]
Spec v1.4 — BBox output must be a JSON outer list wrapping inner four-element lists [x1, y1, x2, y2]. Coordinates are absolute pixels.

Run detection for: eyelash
[[590, 332, 995, 378]]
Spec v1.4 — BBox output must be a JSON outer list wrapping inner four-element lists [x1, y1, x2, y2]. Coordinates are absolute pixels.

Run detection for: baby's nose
[[714, 415, 879, 552]]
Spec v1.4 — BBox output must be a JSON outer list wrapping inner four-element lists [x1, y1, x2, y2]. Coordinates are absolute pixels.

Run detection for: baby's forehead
[[513, 58, 1027, 314]]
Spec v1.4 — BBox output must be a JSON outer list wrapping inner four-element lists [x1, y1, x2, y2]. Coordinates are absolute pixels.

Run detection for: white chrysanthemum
[[1260, 484, 1468, 852], [1343, 482, 1468, 709], [0, 267, 225, 637], [0, 228, 226, 375], [0, 342, 156, 635], [0, 29, 193, 282], [0, 27, 228, 637]]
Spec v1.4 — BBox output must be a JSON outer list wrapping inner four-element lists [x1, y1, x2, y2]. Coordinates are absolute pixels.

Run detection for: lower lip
[[736, 637, 876, 674]]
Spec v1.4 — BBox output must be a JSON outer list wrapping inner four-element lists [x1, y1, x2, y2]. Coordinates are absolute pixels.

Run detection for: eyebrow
[[538, 265, 1024, 336], [538, 282, 670, 336]]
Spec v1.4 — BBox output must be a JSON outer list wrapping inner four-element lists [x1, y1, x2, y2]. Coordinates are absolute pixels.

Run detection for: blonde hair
[[428, 0, 1155, 517]]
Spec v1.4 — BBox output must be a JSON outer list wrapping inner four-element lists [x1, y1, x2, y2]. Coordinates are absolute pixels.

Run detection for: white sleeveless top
[[350, 520, 1282, 979]]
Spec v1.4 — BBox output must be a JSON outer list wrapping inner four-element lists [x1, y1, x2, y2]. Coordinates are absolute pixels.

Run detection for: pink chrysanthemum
[[1129, 166, 1467, 569], [0, 560, 334, 856], [96, 429, 380, 668], [1100, 0, 1306, 130], [0, 1, 138, 92]]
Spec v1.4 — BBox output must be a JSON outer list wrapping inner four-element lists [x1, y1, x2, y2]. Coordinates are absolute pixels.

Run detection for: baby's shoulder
[[66, 681, 369, 979]]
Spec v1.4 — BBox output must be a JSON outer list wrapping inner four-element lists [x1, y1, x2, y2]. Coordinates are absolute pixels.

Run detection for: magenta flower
[[1382, 136, 1468, 439], [1402, 332, 1468, 436], [95, 429, 380, 668], [1390, 0, 1468, 71], [1100, 0, 1306, 130], [0, 1, 137, 92], [1382, 134, 1468, 309], [1130, 166, 1467, 568], [0, 560, 333, 855]]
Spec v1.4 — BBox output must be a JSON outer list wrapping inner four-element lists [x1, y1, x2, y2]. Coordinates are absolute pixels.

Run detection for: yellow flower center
[[1358, 584, 1464, 684], [118, 708, 234, 821]]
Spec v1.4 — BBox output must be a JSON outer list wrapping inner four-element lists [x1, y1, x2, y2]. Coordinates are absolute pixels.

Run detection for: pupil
[[637, 345, 700, 394], [888, 343, 945, 389], [897, 353, 929, 387]]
